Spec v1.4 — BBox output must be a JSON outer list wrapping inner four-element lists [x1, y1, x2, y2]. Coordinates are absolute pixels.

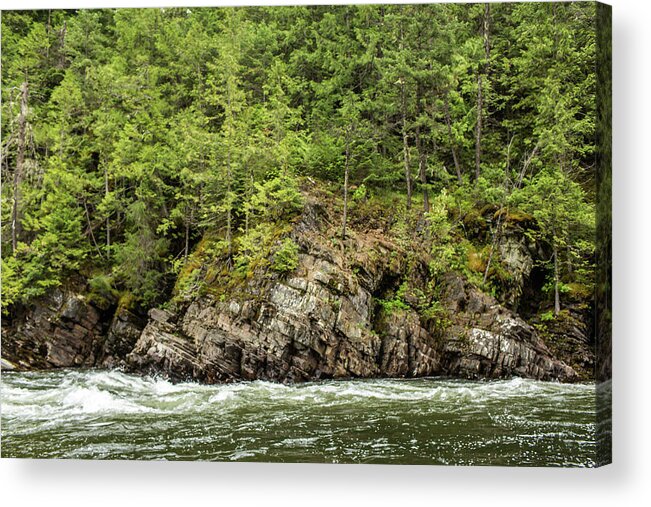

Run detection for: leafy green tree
[[510, 168, 594, 315], [0, 4, 600, 318]]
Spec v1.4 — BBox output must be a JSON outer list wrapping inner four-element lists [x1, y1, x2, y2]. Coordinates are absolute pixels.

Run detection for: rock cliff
[[2, 280, 144, 370], [126, 197, 578, 383], [2, 193, 588, 383]]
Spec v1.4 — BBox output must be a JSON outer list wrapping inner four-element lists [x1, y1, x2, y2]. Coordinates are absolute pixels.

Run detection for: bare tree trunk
[[58, 21, 67, 68], [11, 81, 28, 252], [342, 128, 350, 242], [483, 211, 504, 286], [415, 123, 429, 213], [84, 199, 104, 259], [552, 218, 561, 316], [474, 3, 491, 184], [517, 142, 539, 188], [400, 79, 412, 210], [226, 90, 233, 261], [444, 92, 463, 185], [226, 148, 233, 260], [553, 240, 561, 316], [474, 73, 483, 184], [104, 164, 111, 257], [46, 11, 51, 58], [247, 165, 255, 236], [184, 206, 192, 262]]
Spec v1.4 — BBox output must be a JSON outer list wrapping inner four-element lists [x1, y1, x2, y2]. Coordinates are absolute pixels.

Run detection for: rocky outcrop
[[128, 251, 386, 382], [1, 285, 146, 371], [2, 288, 105, 369], [531, 305, 594, 380], [97, 307, 147, 368], [436, 274, 576, 380], [2, 197, 583, 383], [498, 231, 535, 310], [127, 229, 578, 383]]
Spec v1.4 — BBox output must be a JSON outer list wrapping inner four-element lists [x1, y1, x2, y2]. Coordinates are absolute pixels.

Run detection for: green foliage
[[377, 280, 410, 315], [112, 200, 170, 308], [427, 190, 457, 279], [234, 223, 276, 276], [1, 256, 22, 312], [296, 132, 344, 181], [540, 310, 556, 322], [272, 238, 300, 275], [248, 175, 304, 224], [87, 274, 119, 309], [377, 296, 410, 315], [420, 300, 451, 333], [0, 5, 599, 315], [351, 184, 368, 202], [510, 167, 595, 305]]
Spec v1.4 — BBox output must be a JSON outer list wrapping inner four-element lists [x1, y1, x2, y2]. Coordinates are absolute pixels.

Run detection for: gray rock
[[127, 251, 578, 383], [1, 357, 17, 370], [1, 286, 106, 369], [498, 233, 535, 309], [98, 307, 146, 368]]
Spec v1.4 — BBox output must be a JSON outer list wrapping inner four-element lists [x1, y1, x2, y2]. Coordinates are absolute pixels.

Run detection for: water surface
[[1, 369, 597, 466]]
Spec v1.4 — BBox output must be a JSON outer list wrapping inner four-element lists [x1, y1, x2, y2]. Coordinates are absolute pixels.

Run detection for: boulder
[[127, 247, 578, 383], [1, 288, 106, 369]]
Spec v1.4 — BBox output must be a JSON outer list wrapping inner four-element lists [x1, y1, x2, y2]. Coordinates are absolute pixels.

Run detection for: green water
[[1, 369, 598, 466]]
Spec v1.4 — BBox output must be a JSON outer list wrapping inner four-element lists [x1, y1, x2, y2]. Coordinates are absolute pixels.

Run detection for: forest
[[2, 3, 598, 324]]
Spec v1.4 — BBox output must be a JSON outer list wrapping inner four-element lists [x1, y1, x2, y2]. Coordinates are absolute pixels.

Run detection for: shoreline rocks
[[1, 284, 146, 371], [2, 202, 587, 384], [126, 253, 579, 384]]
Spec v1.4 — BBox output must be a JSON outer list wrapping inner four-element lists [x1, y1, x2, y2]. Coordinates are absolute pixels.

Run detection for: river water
[[1, 369, 599, 466]]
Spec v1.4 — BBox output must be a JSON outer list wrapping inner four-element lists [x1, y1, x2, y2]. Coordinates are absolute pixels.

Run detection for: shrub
[[87, 273, 118, 309], [352, 183, 368, 202], [377, 296, 410, 315], [249, 175, 304, 223], [272, 238, 300, 275]]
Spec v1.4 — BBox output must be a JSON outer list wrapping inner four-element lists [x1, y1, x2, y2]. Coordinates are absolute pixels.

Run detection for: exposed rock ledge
[[3, 198, 581, 383], [1, 284, 145, 370], [127, 249, 577, 383]]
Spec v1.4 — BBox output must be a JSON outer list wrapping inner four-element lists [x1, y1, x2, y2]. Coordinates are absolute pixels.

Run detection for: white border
[[2, 0, 650, 505]]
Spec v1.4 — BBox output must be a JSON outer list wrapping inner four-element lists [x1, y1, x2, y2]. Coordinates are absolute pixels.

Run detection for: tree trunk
[[104, 164, 111, 257], [474, 3, 491, 184], [226, 90, 233, 261], [226, 149, 233, 260], [415, 123, 429, 213], [400, 79, 412, 210], [475, 72, 483, 184], [11, 81, 28, 253], [342, 128, 350, 242], [483, 210, 504, 286], [84, 199, 104, 259], [552, 219, 561, 316], [184, 206, 192, 262], [245, 165, 254, 235], [58, 21, 67, 68], [444, 92, 463, 185]]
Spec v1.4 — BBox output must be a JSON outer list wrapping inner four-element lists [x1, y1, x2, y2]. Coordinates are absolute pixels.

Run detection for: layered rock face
[[3, 198, 584, 383], [127, 211, 578, 383], [2, 284, 144, 370], [436, 274, 576, 381], [2, 288, 104, 369]]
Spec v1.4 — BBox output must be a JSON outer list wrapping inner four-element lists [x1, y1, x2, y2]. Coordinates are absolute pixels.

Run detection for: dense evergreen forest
[[2, 3, 597, 322]]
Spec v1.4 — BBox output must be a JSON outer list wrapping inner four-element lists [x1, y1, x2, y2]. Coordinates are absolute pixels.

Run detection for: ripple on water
[[1, 369, 597, 465]]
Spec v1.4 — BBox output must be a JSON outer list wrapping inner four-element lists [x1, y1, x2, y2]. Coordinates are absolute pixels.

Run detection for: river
[[1, 369, 599, 466]]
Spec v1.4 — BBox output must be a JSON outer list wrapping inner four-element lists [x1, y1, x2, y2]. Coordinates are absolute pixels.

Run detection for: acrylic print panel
[[0, 1, 611, 467]]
